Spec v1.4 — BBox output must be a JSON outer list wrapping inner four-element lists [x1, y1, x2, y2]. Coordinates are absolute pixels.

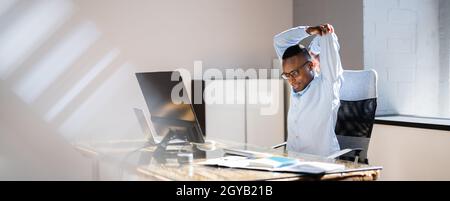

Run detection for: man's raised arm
[[319, 32, 343, 82], [307, 24, 343, 82], [273, 26, 310, 60]]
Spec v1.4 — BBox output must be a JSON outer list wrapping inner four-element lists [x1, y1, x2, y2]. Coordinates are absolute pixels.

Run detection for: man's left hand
[[307, 24, 334, 36]]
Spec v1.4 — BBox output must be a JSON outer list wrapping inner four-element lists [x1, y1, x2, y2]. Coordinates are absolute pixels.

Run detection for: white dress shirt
[[273, 26, 343, 156]]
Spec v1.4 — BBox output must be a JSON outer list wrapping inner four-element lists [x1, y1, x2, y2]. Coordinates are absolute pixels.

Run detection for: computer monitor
[[135, 71, 205, 143]]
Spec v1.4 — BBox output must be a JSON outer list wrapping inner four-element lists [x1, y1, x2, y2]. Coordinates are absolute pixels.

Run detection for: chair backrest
[[335, 69, 378, 164]]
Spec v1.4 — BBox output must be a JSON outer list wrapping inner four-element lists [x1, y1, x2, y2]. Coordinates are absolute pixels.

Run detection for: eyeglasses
[[281, 61, 311, 80]]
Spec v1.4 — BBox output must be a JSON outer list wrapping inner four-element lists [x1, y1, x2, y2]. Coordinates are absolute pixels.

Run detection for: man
[[273, 24, 343, 156]]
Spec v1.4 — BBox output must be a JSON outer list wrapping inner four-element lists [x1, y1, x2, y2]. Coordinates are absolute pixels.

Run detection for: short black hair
[[282, 44, 312, 61]]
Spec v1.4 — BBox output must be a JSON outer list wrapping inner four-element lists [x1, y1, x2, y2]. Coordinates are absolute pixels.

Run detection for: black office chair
[[273, 69, 378, 164], [332, 69, 377, 164]]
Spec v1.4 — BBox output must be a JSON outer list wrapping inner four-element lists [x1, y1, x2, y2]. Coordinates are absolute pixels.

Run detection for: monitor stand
[[152, 128, 189, 163], [151, 128, 206, 164], [155, 128, 189, 152]]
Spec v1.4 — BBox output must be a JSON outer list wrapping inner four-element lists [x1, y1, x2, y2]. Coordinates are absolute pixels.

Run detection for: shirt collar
[[291, 71, 318, 97]]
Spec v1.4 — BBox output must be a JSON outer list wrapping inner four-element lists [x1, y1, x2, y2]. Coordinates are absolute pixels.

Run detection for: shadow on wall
[[0, 0, 142, 179]]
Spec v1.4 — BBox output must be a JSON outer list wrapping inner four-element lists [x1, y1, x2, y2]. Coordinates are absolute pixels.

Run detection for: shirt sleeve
[[309, 36, 321, 55], [319, 33, 343, 83], [273, 26, 310, 60]]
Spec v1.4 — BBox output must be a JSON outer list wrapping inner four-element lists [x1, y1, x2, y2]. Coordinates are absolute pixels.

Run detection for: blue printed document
[[248, 156, 298, 168], [198, 155, 345, 175]]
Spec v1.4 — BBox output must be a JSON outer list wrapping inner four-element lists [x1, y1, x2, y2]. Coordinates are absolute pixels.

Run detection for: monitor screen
[[135, 71, 205, 143]]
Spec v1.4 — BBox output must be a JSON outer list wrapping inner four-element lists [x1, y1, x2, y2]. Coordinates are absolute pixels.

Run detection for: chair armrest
[[271, 142, 287, 149], [327, 148, 363, 159]]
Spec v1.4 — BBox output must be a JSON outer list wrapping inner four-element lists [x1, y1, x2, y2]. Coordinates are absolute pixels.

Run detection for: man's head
[[281, 45, 316, 93]]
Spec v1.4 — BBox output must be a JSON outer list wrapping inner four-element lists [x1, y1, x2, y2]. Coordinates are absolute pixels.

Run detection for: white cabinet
[[204, 79, 284, 147], [204, 80, 246, 143], [246, 79, 285, 147]]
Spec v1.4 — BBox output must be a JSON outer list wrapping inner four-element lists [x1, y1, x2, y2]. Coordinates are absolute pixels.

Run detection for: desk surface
[[75, 139, 382, 181]]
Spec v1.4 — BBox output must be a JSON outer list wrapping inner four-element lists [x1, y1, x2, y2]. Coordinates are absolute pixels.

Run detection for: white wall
[[0, 84, 92, 180], [364, 0, 446, 117], [369, 124, 450, 180], [439, 0, 450, 118], [293, 0, 364, 70]]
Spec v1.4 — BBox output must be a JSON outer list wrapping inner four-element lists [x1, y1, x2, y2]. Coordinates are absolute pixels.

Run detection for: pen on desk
[[271, 142, 287, 149]]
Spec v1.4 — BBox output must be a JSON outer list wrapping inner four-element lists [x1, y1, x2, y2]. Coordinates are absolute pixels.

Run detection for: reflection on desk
[[74, 138, 382, 181]]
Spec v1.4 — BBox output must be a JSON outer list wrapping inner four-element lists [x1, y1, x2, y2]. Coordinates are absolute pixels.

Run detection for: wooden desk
[[75, 139, 381, 181]]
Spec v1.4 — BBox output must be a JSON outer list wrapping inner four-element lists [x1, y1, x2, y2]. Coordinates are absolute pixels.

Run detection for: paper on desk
[[278, 161, 345, 174], [222, 148, 273, 158], [248, 156, 297, 168], [197, 156, 345, 175], [198, 156, 250, 168]]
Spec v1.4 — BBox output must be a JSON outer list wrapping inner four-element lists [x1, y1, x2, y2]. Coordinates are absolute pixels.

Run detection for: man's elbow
[[273, 35, 284, 53], [273, 33, 283, 46]]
